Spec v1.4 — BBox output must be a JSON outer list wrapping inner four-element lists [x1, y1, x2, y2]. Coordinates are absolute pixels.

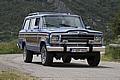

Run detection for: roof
[[25, 12, 79, 19], [28, 12, 70, 16]]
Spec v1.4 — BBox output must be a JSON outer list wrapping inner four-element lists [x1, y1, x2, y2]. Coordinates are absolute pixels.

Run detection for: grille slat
[[61, 34, 94, 42]]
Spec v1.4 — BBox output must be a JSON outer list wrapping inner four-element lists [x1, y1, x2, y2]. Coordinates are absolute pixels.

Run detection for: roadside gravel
[[0, 54, 120, 80]]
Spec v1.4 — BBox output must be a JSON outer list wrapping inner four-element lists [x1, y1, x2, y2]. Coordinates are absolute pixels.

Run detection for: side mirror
[[86, 26, 91, 29], [34, 26, 39, 29]]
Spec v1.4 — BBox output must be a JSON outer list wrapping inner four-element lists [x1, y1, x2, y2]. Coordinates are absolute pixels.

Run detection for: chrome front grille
[[50, 34, 102, 47], [61, 34, 94, 42]]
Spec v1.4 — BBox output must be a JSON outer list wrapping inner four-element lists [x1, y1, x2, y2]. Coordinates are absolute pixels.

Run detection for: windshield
[[43, 16, 84, 28]]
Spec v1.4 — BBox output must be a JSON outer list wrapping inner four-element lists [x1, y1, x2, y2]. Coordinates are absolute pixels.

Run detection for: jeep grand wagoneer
[[18, 12, 105, 66]]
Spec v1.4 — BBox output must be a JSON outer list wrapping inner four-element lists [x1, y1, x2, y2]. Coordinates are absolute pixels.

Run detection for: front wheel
[[23, 46, 33, 63], [40, 45, 53, 66], [62, 56, 71, 63], [87, 52, 100, 67]]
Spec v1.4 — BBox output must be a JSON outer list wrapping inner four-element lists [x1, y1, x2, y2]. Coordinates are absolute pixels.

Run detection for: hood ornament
[[79, 31, 88, 34]]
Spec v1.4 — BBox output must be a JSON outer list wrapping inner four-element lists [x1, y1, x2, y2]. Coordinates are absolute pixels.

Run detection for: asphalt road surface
[[0, 54, 120, 80]]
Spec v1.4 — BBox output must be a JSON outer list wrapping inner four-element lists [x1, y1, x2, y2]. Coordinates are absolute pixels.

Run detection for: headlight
[[50, 35, 60, 43], [89, 36, 102, 44], [94, 36, 102, 42]]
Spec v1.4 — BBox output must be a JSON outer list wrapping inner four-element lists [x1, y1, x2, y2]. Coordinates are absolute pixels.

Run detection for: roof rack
[[28, 12, 71, 16]]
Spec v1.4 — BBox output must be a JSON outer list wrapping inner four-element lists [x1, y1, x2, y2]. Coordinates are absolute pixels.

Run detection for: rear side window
[[35, 18, 40, 26], [23, 19, 30, 30], [29, 18, 36, 29], [29, 18, 40, 29]]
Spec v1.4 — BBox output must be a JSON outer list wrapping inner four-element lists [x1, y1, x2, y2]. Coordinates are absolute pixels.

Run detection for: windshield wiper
[[44, 23, 56, 27], [59, 24, 77, 28]]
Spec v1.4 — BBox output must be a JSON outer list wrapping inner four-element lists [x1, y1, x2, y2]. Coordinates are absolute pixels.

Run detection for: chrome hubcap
[[41, 47, 47, 64]]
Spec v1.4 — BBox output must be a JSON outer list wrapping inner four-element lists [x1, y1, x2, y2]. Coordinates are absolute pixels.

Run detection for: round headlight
[[51, 35, 60, 43], [94, 36, 102, 42], [89, 36, 102, 44]]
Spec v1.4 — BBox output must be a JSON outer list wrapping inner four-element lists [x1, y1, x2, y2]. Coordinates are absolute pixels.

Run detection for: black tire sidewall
[[62, 56, 71, 63], [23, 46, 33, 63], [40, 45, 53, 66], [87, 52, 100, 67]]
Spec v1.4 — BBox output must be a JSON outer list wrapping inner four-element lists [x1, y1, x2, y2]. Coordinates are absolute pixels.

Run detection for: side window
[[23, 19, 30, 30], [29, 18, 36, 29], [29, 18, 40, 29], [35, 18, 40, 26]]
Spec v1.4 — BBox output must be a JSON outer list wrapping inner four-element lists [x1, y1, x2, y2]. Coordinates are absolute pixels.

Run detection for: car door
[[26, 17, 40, 51], [18, 18, 30, 49]]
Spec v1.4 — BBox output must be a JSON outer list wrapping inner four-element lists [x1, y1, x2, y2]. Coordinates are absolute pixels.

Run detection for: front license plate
[[71, 48, 87, 52]]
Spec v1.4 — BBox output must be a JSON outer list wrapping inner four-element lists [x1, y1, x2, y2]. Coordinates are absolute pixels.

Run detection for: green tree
[[111, 13, 120, 37]]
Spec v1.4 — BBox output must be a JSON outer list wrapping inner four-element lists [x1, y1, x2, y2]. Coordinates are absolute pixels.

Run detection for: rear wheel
[[23, 46, 33, 63], [40, 45, 53, 66], [62, 56, 71, 63], [87, 52, 100, 67]]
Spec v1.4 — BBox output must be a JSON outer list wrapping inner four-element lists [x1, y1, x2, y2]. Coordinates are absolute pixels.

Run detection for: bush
[[105, 45, 120, 61], [0, 40, 21, 54]]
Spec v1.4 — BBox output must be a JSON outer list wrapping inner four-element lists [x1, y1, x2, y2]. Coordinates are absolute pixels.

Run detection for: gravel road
[[0, 54, 120, 80]]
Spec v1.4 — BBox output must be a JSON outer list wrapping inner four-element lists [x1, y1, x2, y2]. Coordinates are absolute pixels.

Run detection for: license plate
[[71, 48, 87, 52]]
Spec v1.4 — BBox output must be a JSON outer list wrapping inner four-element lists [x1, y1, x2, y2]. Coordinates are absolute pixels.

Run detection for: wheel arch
[[40, 41, 46, 50], [22, 41, 26, 49]]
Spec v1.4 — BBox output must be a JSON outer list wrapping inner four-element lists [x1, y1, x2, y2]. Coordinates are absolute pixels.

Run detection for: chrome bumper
[[47, 46, 105, 54], [17, 43, 20, 48]]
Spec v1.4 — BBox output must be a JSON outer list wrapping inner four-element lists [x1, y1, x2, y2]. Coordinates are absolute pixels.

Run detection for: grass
[[0, 40, 22, 54], [102, 54, 113, 61], [0, 39, 119, 63], [0, 70, 36, 80], [0, 40, 38, 80], [102, 36, 120, 62], [102, 45, 120, 62]]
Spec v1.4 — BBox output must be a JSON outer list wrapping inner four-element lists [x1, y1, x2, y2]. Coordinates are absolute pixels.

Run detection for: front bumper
[[47, 46, 105, 54]]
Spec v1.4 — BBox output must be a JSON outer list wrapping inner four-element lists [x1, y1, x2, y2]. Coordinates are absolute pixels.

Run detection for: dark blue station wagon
[[18, 12, 105, 66]]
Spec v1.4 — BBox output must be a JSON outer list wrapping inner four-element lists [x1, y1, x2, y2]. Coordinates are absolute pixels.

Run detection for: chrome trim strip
[[50, 42, 87, 44], [50, 32, 101, 36], [19, 32, 49, 35], [47, 46, 64, 51], [47, 46, 105, 53], [93, 46, 105, 53]]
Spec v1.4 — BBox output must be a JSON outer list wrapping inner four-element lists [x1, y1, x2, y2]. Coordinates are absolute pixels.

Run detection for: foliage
[[104, 45, 120, 61], [0, 0, 56, 32], [104, 17, 120, 61], [110, 13, 120, 38], [0, 40, 21, 54], [0, 32, 18, 42], [0, 70, 35, 80], [63, 0, 120, 42], [0, 0, 56, 41], [63, 0, 120, 29], [0, 0, 120, 41]]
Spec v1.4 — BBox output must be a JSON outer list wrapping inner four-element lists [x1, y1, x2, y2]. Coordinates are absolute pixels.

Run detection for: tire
[[62, 56, 71, 63], [87, 52, 100, 67], [40, 45, 53, 66], [23, 46, 33, 63]]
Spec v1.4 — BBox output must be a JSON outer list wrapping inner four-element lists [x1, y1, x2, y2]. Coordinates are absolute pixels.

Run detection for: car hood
[[42, 27, 103, 35]]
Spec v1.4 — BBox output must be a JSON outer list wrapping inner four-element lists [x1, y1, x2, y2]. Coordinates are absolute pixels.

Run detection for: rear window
[[23, 19, 30, 30]]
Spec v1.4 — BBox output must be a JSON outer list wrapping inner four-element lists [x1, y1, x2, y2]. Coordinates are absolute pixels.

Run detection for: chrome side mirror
[[34, 26, 39, 29], [86, 26, 91, 29]]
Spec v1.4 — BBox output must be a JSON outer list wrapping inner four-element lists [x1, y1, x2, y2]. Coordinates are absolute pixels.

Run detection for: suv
[[18, 12, 105, 66]]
